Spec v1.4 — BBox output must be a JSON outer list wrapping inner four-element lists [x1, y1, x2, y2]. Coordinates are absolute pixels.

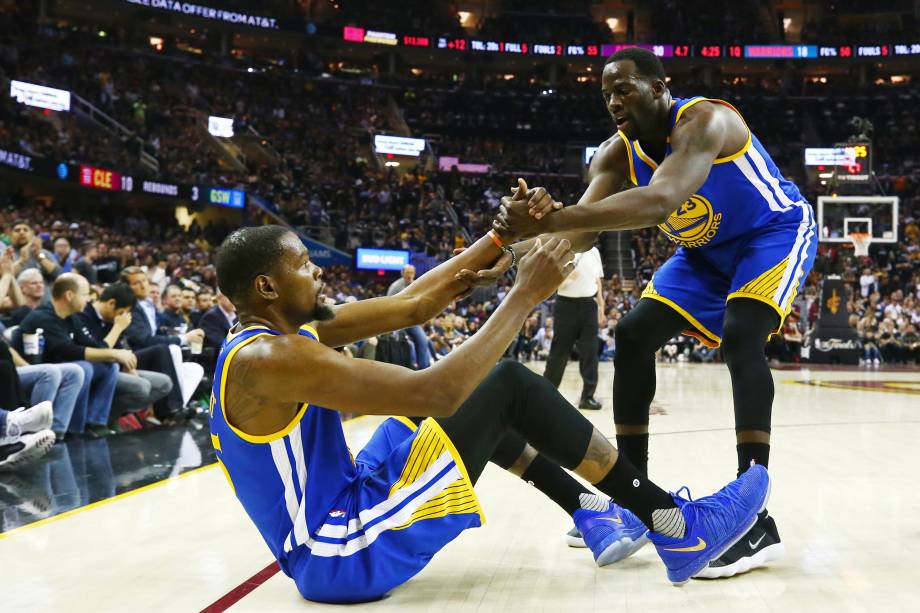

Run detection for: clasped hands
[[493, 178, 564, 242], [452, 178, 564, 294]]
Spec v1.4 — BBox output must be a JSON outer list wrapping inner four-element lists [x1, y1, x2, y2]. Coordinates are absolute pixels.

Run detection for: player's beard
[[311, 285, 335, 321]]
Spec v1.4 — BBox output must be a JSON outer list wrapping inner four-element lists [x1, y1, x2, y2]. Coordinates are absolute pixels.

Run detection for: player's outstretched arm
[[311, 233, 504, 347], [455, 137, 631, 288], [511, 135, 632, 253], [497, 108, 727, 239], [312, 183, 535, 348], [236, 239, 575, 419]]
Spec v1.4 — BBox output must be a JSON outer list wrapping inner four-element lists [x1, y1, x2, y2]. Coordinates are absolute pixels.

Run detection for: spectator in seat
[[74, 240, 99, 285], [2, 336, 84, 441], [19, 274, 125, 438], [195, 290, 214, 317], [878, 319, 903, 363], [120, 267, 205, 407], [782, 312, 803, 362], [199, 290, 237, 353], [7, 268, 45, 325], [53, 237, 78, 273], [149, 284, 162, 312], [0, 249, 26, 322], [75, 283, 177, 421], [857, 312, 882, 365], [120, 267, 204, 350], [180, 288, 200, 327], [532, 317, 554, 360], [901, 323, 920, 363], [92, 243, 120, 284], [9, 220, 61, 284], [158, 284, 190, 334], [387, 264, 431, 369]]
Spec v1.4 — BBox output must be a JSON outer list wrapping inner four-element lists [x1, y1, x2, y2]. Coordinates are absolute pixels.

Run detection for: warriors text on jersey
[[621, 96, 817, 345]]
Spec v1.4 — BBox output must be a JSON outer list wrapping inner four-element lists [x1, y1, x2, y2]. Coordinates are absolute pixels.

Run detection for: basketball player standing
[[492, 47, 816, 578]]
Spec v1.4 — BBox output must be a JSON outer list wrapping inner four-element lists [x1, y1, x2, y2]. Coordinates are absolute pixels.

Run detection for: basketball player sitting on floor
[[209, 224, 769, 604]]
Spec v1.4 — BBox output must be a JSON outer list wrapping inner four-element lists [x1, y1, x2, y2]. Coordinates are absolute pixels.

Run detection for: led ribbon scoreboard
[[0, 149, 246, 209], [341, 28, 920, 60]]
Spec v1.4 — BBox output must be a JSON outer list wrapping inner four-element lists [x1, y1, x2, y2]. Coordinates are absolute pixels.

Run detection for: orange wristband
[[487, 229, 504, 249]]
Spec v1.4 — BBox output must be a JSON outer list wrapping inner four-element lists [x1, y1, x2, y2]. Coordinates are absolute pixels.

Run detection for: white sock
[[578, 493, 609, 512], [651, 507, 686, 538]]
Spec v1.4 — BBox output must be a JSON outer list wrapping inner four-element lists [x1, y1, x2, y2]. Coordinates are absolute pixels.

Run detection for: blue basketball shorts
[[288, 417, 483, 604], [641, 211, 817, 347]]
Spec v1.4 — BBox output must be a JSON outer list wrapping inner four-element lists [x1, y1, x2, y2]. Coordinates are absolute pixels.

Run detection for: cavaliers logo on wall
[[658, 194, 722, 248]]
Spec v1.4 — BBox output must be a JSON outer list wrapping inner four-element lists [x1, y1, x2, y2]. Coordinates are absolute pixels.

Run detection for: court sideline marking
[[0, 463, 217, 541]]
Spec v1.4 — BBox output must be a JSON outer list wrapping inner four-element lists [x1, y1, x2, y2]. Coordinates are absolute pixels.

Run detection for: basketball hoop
[[848, 232, 871, 257]]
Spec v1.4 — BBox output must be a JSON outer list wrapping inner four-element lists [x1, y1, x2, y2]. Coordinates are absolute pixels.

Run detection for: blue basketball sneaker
[[573, 501, 650, 567], [648, 464, 771, 585]]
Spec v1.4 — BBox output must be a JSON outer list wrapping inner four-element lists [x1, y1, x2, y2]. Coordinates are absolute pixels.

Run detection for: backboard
[[815, 196, 898, 244]]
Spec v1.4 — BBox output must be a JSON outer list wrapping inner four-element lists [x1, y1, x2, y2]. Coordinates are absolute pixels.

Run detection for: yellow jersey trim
[[218, 332, 310, 444], [423, 418, 485, 524], [225, 324, 270, 343], [618, 130, 638, 186], [670, 97, 753, 165], [682, 329, 720, 349], [392, 416, 418, 432], [728, 254, 801, 336], [299, 324, 320, 340], [385, 418, 485, 530], [735, 257, 790, 299], [633, 140, 659, 171], [673, 96, 709, 126], [726, 292, 786, 337], [714, 131, 752, 164], [217, 459, 236, 493], [642, 281, 722, 347]]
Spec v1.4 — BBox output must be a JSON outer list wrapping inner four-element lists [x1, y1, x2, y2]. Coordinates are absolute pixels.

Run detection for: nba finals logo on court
[[658, 194, 721, 248]]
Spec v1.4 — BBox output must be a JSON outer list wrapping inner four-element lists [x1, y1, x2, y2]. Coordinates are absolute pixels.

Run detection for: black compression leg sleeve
[[722, 298, 780, 475], [437, 362, 680, 528], [612, 299, 688, 474], [436, 361, 594, 483]]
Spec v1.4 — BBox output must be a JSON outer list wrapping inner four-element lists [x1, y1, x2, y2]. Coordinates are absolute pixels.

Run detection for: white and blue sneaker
[[648, 464, 771, 585], [565, 525, 587, 548], [572, 501, 650, 567]]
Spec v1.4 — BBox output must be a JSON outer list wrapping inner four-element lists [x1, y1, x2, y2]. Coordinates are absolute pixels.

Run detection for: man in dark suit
[[199, 291, 237, 353], [120, 267, 205, 410]]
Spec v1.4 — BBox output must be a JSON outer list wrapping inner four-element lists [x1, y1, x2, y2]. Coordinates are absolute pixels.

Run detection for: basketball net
[[848, 232, 871, 257]]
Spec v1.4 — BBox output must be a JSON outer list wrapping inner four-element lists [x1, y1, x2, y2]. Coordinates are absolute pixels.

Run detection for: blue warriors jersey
[[622, 96, 809, 250], [622, 97, 817, 346], [209, 325, 483, 603]]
